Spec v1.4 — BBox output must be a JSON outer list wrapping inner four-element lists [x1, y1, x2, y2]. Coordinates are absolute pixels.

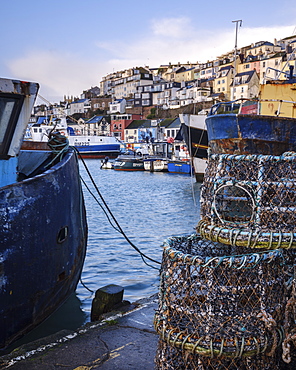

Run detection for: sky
[[1, 0, 296, 104]]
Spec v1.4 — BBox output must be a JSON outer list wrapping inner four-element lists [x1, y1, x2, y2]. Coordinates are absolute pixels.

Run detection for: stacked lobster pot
[[154, 101, 296, 369]]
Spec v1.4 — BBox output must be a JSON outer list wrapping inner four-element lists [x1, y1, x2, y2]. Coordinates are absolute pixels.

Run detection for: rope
[[73, 147, 161, 269]]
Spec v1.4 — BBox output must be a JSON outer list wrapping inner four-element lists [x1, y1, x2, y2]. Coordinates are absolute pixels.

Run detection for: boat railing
[[209, 97, 296, 117]]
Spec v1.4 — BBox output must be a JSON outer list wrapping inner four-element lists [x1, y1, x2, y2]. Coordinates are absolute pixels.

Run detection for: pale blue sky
[[1, 0, 295, 102]]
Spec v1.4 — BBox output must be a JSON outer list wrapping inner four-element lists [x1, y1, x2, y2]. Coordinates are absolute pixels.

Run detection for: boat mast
[[231, 20, 242, 100]]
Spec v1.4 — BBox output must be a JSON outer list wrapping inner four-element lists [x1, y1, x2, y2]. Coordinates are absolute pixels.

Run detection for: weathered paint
[[0, 149, 88, 349], [206, 113, 296, 155], [260, 81, 296, 118], [0, 157, 18, 187]]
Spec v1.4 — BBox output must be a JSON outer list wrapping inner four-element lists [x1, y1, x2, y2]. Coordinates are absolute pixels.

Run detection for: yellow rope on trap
[[154, 314, 283, 359], [197, 220, 296, 249]]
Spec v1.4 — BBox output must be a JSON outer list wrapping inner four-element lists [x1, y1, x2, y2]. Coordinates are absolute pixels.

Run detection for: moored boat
[[0, 78, 88, 349], [167, 160, 192, 174], [113, 154, 145, 171], [179, 113, 208, 182], [206, 97, 296, 156], [68, 134, 121, 158], [25, 116, 121, 159], [143, 157, 169, 172]]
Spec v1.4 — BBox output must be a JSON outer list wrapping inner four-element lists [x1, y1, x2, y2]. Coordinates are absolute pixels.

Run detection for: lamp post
[[231, 20, 242, 100]]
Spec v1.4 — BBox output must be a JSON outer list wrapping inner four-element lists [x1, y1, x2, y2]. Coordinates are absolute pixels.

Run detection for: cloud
[[96, 21, 295, 68], [8, 50, 101, 102], [150, 17, 193, 38]]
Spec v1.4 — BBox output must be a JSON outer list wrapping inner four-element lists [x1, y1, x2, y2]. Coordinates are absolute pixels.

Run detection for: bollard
[[91, 284, 124, 321]]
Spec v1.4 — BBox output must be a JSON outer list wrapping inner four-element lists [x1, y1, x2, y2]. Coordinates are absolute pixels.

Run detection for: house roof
[[164, 117, 181, 129], [158, 118, 175, 128], [126, 120, 151, 129], [218, 65, 233, 71], [85, 115, 104, 124], [230, 70, 257, 86], [70, 99, 88, 104]]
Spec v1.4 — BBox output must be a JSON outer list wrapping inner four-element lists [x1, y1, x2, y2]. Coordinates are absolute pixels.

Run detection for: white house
[[108, 99, 126, 114]]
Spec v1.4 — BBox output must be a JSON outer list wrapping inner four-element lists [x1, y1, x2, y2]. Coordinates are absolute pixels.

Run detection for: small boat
[[0, 78, 88, 349], [179, 113, 208, 182], [26, 117, 121, 159], [113, 154, 145, 171], [100, 157, 114, 169], [143, 157, 169, 172], [167, 160, 192, 174]]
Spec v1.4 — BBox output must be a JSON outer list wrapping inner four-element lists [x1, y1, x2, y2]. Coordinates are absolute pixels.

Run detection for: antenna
[[231, 20, 243, 100]]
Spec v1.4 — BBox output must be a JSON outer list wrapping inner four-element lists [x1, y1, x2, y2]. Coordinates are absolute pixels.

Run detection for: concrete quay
[[0, 295, 159, 370]]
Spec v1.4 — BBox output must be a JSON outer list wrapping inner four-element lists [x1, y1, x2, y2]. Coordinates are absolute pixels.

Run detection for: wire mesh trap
[[155, 338, 284, 370], [154, 234, 296, 369], [197, 152, 296, 249]]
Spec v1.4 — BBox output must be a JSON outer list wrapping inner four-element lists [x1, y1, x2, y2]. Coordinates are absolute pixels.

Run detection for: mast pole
[[231, 20, 242, 100]]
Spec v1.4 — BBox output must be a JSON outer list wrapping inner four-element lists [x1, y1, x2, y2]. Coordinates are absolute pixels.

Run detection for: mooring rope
[[73, 147, 161, 269]]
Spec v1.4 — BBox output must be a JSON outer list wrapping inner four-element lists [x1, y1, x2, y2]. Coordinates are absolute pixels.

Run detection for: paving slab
[[0, 295, 159, 370]]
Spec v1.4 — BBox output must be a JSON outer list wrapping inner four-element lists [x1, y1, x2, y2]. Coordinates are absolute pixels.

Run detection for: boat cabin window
[[0, 93, 24, 158]]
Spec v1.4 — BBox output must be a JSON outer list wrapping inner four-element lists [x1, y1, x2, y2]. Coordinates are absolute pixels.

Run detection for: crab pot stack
[[198, 152, 296, 249], [154, 152, 296, 369]]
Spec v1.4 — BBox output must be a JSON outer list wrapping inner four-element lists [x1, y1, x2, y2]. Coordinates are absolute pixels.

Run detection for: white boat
[[25, 116, 121, 158], [143, 157, 169, 172]]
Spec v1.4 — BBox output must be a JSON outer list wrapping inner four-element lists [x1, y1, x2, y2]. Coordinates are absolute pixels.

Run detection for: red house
[[110, 113, 142, 140]]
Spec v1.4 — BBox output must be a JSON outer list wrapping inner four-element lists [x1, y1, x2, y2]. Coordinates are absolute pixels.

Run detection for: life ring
[[77, 130, 81, 135], [60, 131, 66, 136]]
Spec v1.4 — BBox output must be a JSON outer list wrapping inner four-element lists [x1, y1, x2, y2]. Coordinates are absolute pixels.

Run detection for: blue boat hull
[[0, 149, 87, 349], [73, 144, 121, 159], [168, 161, 192, 174], [206, 114, 296, 155]]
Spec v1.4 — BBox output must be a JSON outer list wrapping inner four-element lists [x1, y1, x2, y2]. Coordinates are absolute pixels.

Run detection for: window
[[0, 93, 24, 158]]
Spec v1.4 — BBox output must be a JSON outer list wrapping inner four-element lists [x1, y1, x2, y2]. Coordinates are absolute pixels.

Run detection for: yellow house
[[213, 64, 234, 100], [174, 66, 196, 83]]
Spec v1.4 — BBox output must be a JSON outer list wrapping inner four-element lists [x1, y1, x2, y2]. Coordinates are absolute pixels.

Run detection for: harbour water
[[3, 159, 202, 353]]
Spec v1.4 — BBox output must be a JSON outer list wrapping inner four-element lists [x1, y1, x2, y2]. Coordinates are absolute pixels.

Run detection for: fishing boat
[[0, 77, 88, 349], [113, 154, 145, 171], [26, 116, 121, 159], [167, 160, 192, 174], [206, 98, 296, 156], [143, 157, 169, 172], [179, 113, 208, 182]]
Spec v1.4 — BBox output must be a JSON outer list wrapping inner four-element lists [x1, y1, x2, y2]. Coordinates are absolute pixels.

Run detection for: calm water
[[4, 159, 201, 353]]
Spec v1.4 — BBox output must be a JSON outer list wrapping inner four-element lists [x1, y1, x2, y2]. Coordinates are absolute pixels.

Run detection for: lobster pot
[[154, 234, 295, 369], [198, 152, 296, 249], [155, 339, 283, 370]]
